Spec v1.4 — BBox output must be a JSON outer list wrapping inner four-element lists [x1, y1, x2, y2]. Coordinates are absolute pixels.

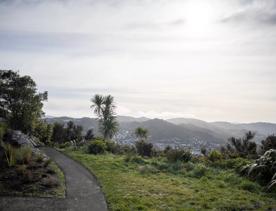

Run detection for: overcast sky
[[1, 0, 276, 122]]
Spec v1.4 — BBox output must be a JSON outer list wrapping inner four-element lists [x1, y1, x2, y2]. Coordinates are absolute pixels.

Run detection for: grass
[[47, 161, 66, 198], [64, 149, 276, 211]]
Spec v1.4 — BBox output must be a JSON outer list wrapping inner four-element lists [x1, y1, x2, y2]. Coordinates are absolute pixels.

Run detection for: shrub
[[211, 157, 251, 171], [135, 140, 153, 157], [260, 135, 276, 154], [88, 139, 107, 154], [43, 159, 52, 167], [15, 147, 33, 164], [208, 150, 222, 162], [240, 149, 276, 191], [59, 142, 71, 149], [221, 131, 258, 159], [124, 154, 146, 164], [187, 164, 208, 178], [0, 123, 7, 141], [200, 146, 208, 156], [239, 180, 260, 193], [165, 147, 192, 163], [1, 142, 16, 167]]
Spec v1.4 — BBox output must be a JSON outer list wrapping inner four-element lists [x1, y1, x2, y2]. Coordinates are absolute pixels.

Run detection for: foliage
[[210, 157, 251, 172], [240, 149, 276, 191], [84, 129, 94, 141], [221, 131, 258, 158], [66, 121, 83, 142], [0, 140, 34, 167], [0, 155, 65, 198], [0, 122, 7, 141], [105, 140, 131, 154], [135, 140, 153, 157], [65, 150, 276, 210], [208, 150, 223, 162], [260, 135, 276, 154], [33, 120, 53, 145], [51, 121, 83, 144], [1, 142, 16, 167], [165, 147, 192, 163], [88, 139, 107, 154], [239, 180, 260, 193], [15, 146, 33, 164], [200, 146, 208, 156], [187, 164, 209, 178], [0, 70, 47, 134], [91, 94, 118, 140], [134, 127, 148, 140], [51, 123, 66, 144]]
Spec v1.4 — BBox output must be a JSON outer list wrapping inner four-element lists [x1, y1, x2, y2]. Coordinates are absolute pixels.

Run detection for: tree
[[222, 131, 257, 158], [91, 94, 118, 140], [260, 135, 276, 154], [135, 127, 148, 141], [33, 120, 53, 145], [0, 70, 47, 134], [51, 123, 66, 144], [134, 127, 152, 157], [85, 129, 94, 141], [90, 94, 104, 117]]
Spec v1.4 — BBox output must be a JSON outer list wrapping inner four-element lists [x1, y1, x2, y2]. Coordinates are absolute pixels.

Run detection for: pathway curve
[[0, 147, 108, 211]]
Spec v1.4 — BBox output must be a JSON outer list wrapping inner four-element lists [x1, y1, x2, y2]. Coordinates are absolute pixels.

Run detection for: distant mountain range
[[45, 116, 276, 150]]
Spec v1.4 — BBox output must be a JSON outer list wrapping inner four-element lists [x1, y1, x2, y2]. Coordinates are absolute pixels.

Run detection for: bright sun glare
[[185, 1, 216, 34]]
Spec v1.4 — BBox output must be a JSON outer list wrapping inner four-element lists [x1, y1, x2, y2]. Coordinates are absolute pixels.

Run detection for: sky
[[0, 0, 276, 122]]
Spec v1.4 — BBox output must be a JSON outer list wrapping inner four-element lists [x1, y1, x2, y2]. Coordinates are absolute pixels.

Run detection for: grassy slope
[[65, 150, 276, 211]]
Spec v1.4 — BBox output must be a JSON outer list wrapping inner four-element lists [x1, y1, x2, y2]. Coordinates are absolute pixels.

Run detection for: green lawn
[[64, 149, 276, 211]]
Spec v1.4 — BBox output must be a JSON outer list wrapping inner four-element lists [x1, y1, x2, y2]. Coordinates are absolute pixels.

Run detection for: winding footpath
[[0, 147, 108, 211]]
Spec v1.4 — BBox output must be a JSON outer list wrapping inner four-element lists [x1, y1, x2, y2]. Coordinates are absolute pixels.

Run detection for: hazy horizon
[[1, 0, 276, 122]]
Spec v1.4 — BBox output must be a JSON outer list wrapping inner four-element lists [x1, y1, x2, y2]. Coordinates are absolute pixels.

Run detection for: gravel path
[[0, 147, 108, 211]]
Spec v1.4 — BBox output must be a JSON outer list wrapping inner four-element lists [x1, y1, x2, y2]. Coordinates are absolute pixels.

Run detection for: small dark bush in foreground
[[240, 149, 276, 191], [165, 147, 192, 163], [135, 140, 153, 157], [88, 139, 107, 154]]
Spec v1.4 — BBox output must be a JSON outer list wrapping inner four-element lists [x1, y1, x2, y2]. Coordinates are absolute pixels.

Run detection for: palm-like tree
[[135, 127, 148, 141], [91, 94, 118, 140], [100, 116, 118, 140], [91, 94, 104, 117]]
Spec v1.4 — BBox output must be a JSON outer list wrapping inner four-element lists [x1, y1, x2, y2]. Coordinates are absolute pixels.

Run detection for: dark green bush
[[106, 141, 136, 155], [221, 131, 258, 159], [0, 123, 7, 141], [187, 164, 208, 178], [135, 140, 153, 157], [211, 157, 251, 171], [165, 147, 192, 163], [240, 149, 276, 191], [208, 150, 222, 162], [260, 135, 276, 154], [59, 142, 71, 149], [239, 180, 260, 193], [88, 139, 107, 154], [124, 154, 146, 164]]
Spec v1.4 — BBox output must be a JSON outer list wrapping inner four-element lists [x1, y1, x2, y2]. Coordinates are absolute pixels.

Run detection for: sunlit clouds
[[0, 0, 276, 122]]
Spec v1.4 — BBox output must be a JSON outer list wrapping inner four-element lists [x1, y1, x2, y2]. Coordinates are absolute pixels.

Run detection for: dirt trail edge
[[0, 147, 108, 211]]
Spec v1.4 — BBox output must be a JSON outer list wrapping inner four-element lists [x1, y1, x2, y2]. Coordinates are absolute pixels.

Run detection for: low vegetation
[[64, 149, 276, 210], [0, 141, 65, 197]]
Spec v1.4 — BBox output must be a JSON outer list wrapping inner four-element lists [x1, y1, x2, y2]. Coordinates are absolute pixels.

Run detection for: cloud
[[221, 0, 276, 25], [0, 0, 276, 122], [124, 19, 185, 30]]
